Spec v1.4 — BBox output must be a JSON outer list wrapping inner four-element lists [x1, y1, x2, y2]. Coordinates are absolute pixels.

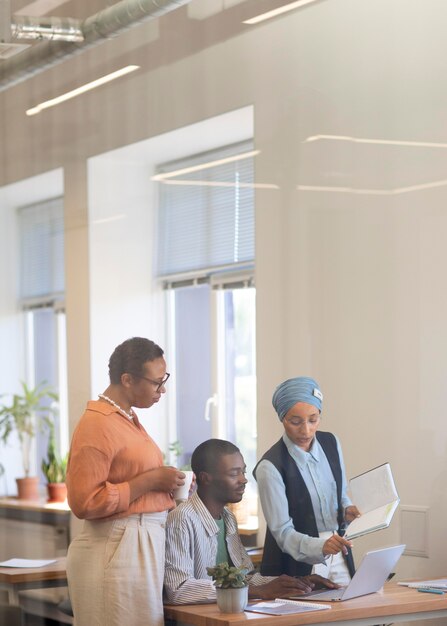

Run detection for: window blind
[[156, 141, 254, 279], [19, 197, 65, 304]]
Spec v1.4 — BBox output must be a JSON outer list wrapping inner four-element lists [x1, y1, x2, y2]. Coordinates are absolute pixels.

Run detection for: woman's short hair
[[108, 337, 164, 384], [191, 439, 240, 483]]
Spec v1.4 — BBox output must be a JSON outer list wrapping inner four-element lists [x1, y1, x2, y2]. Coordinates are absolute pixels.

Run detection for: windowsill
[[0, 497, 71, 526], [0, 496, 70, 514]]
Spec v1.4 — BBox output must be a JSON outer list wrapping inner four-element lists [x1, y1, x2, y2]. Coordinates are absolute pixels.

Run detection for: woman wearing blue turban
[[253, 377, 359, 585]]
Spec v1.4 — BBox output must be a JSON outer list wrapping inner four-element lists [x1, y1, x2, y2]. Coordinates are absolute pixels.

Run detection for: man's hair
[[108, 337, 164, 384], [191, 439, 240, 484]]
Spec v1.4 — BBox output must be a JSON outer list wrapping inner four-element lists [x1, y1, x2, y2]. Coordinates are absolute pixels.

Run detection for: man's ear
[[199, 470, 213, 486]]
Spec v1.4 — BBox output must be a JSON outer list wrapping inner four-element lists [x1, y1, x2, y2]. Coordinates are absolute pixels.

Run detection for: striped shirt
[[164, 492, 271, 605]]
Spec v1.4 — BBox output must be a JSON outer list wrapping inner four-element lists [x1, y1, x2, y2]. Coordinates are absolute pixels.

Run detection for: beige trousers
[[67, 512, 167, 626], [312, 530, 351, 586]]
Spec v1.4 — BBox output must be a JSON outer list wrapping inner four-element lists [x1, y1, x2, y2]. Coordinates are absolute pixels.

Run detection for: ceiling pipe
[[0, 0, 190, 92], [11, 16, 84, 43]]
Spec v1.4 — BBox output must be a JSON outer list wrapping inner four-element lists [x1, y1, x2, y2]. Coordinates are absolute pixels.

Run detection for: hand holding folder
[[345, 462, 399, 540]]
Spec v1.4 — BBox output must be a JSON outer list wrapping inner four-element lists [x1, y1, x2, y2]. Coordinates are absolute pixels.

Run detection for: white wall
[[1, 3, 447, 619]]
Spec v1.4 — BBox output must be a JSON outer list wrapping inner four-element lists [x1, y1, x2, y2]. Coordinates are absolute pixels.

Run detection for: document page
[[345, 463, 399, 540], [246, 599, 330, 615], [0, 558, 57, 568], [350, 463, 398, 512], [405, 579, 447, 590]]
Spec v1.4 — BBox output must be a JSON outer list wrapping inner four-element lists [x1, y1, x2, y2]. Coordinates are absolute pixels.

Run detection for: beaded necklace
[[98, 394, 134, 421]]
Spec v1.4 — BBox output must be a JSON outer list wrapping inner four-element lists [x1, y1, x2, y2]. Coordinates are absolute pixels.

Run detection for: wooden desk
[[0, 557, 67, 606], [164, 582, 447, 625]]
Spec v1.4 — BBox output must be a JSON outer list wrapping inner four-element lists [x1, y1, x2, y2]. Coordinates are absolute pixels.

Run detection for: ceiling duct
[[0, 0, 190, 91], [11, 16, 84, 43]]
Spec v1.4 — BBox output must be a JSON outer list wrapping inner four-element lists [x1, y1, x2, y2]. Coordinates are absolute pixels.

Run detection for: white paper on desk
[[345, 462, 399, 540], [246, 599, 330, 615], [0, 558, 57, 568], [406, 579, 447, 590]]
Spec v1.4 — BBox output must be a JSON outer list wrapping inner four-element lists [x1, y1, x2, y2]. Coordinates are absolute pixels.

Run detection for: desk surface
[[164, 583, 447, 626], [0, 557, 67, 585], [0, 557, 68, 606]]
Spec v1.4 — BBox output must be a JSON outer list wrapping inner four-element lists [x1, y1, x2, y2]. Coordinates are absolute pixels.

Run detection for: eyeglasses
[[138, 372, 170, 391]]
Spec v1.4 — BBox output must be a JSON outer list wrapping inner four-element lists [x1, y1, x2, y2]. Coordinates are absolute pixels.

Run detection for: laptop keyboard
[[306, 588, 345, 600]]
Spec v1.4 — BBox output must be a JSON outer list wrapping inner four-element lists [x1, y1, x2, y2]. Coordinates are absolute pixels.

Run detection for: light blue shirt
[[256, 432, 352, 565]]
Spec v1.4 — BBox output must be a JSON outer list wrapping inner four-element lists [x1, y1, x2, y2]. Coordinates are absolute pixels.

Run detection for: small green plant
[[41, 433, 68, 484], [166, 440, 192, 471], [206, 562, 249, 589], [0, 381, 58, 477]]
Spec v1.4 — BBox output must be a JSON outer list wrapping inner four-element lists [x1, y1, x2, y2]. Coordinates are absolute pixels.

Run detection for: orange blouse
[[66, 400, 174, 521]]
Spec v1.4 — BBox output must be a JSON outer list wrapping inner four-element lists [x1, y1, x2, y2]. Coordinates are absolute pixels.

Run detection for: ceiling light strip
[[243, 0, 320, 25], [151, 150, 260, 181], [297, 178, 447, 195], [160, 179, 279, 189], [26, 65, 140, 116], [297, 185, 390, 195], [304, 134, 447, 149]]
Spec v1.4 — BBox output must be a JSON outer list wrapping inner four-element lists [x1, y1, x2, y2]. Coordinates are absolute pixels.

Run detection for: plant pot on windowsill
[[46, 482, 67, 503], [207, 562, 249, 613], [16, 476, 40, 500], [0, 381, 58, 500], [41, 431, 68, 503]]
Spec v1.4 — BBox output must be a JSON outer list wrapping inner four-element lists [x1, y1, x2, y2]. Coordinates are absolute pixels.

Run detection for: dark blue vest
[[254, 431, 354, 577]]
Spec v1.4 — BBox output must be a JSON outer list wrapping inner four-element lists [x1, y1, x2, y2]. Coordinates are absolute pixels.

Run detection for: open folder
[[345, 462, 399, 540]]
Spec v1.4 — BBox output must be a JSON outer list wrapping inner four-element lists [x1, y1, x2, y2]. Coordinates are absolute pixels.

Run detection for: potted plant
[[206, 562, 249, 613], [166, 440, 192, 470], [41, 429, 68, 503], [0, 381, 58, 500]]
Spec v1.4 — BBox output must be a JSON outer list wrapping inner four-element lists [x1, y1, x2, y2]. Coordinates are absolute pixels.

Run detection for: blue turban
[[272, 376, 323, 421]]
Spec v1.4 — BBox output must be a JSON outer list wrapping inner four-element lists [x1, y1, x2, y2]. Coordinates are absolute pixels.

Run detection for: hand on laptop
[[323, 532, 353, 556], [249, 574, 338, 600], [302, 574, 340, 590]]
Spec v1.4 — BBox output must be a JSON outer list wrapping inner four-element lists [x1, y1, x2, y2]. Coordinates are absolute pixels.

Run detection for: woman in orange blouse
[[66, 337, 185, 626]]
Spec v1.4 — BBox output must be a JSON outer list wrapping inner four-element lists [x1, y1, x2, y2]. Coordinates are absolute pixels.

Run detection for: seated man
[[164, 438, 338, 605]]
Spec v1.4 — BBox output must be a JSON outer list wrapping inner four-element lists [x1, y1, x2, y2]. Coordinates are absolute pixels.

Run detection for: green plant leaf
[[0, 381, 59, 477], [41, 433, 68, 483], [206, 562, 249, 588]]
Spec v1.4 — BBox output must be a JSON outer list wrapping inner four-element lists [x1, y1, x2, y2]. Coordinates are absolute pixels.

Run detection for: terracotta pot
[[46, 482, 68, 503], [216, 587, 248, 613], [16, 476, 40, 500]]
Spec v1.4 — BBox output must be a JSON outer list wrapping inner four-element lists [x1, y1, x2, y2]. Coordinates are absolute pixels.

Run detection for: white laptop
[[295, 544, 405, 602]]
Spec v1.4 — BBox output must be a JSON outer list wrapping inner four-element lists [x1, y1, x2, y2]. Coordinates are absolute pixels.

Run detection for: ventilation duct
[[11, 17, 84, 43], [0, 0, 190, 91]]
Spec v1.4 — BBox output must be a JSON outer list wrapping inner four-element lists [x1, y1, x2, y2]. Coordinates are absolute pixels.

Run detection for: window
[[19, 198, 68, 470], [19, 198, 65, 304], [156, 140, 255, 277], [218, 286, 257, 475], [167, 281, 256, 489], [156, 143, 257, 496]]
